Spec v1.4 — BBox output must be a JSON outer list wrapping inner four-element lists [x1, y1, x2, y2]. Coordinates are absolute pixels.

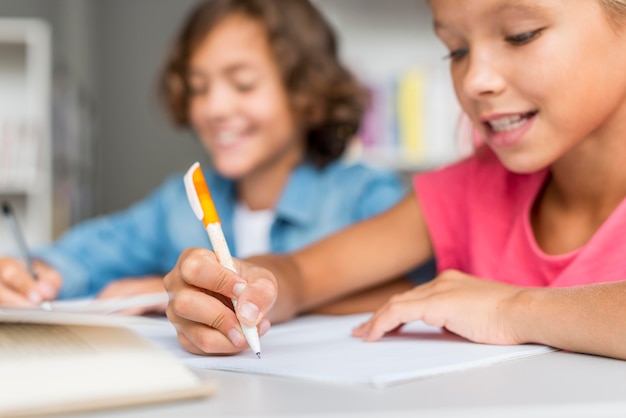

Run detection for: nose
[[194, 82, 235, 120], [460, 50, 506, 99]]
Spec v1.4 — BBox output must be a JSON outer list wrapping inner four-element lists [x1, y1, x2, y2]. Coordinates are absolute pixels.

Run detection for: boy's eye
[[444, 47, 469, 62], [186, 76, 208, 96], [188, 84, 207, 96], [505, 29, 543, 46]]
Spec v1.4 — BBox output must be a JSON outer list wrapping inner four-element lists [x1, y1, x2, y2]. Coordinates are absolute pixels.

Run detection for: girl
[[163, 0, 626, 360], [0, 0, 419, 311]]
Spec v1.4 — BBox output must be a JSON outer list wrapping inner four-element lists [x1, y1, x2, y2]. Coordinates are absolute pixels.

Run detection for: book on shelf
[[357, 63, 464, 171], [396, 68, 426, 164], [0, 306, 216, 418]]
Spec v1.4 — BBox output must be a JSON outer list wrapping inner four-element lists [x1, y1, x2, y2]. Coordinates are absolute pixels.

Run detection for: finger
[[352, 287, 426, 337], [357, 298, 429, 342], [0, 282, 36, 306], [0, 260, 39, 301], [177, 248, 244, 299], [234, 274, 277, 327], [30, 262, 62, 300], [167, 287, 246, 348], [170, 306, 271, 355], [258, 318, 271, 336], [175, 319, 243, 355], [35, 276, 61, 301]]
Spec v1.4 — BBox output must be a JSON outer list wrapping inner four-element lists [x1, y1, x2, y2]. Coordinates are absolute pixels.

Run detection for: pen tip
[[256, 352, 261, 359], [2, 202, 10, 215]]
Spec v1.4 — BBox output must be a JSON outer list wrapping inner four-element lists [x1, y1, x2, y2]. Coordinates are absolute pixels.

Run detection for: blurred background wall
[[0, 0, 445, 241]]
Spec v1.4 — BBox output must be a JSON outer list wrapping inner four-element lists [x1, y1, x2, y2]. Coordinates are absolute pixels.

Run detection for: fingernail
[[233, 281, 246, 297], [27, 291, 42, 304], [259, 319, 271, 336], [37, 282, 55, 299], [239, 302, 259, 323], [228, 329, 244, 346]]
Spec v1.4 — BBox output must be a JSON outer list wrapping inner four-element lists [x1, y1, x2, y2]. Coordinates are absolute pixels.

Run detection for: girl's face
[[431, 0, 626, 173], [187, 14, 302, 180]]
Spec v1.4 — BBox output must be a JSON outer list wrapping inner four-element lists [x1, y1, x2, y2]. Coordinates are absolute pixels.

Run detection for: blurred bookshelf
[[0, 16, 95, 255], [0, 18, 52, 255], [314, 0, 469, 173]]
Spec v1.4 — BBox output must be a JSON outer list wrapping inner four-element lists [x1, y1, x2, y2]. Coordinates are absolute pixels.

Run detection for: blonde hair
[[601, 0, 626, 26]]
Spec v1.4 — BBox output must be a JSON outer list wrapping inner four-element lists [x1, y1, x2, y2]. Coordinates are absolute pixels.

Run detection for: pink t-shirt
[[415, 147, 626, 287]]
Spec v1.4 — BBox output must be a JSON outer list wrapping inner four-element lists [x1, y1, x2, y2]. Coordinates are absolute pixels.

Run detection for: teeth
[[215, 131, 239, 145], [488, 115, 529, 133]]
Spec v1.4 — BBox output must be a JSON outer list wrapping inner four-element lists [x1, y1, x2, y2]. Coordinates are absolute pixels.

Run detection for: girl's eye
[[444, 47, 469, 62], [505, 29, 543, 46], [234, 82, 256, 93]]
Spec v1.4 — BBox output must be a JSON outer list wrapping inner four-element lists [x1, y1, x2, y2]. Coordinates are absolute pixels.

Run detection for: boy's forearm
[[509, 282, 626, 360]]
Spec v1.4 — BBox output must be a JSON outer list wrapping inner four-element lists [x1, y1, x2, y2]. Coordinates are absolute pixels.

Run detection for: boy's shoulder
[[319, 159, 402, 183], [159, 166, 234, 196]]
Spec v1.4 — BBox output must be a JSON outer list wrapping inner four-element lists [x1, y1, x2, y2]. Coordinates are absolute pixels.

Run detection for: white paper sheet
[[48, 292, 170, 314], [130, 313, 556, 388]]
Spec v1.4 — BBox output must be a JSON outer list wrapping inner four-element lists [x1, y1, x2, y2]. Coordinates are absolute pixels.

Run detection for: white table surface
[[68, 349, 626, 418]]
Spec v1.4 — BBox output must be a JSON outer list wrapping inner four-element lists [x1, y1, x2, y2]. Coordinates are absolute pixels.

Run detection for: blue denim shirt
[[34, 161, 417, 299]]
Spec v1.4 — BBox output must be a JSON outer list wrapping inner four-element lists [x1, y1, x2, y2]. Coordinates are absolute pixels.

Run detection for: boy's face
[[431, 0, 626, 174], [187, 14, 303, 181]]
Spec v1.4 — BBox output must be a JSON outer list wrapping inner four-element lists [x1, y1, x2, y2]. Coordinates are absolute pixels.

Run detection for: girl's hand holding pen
[[0, 258, 61, 306], [164, 248, 274, 355]]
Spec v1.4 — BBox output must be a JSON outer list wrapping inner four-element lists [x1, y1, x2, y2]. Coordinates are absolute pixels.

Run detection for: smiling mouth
[[215, 131, 241, 146], [486, 111, 538, 133]]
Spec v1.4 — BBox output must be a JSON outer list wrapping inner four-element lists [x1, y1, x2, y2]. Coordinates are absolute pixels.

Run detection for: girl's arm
[[510, 282, 626, 360], [353, 270, 626, 361], [244, 193, 433, 321]]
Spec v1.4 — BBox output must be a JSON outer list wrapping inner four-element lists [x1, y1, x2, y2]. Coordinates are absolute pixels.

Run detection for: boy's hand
[[164, 248, 275, 355], [0, 258, 61, 306]]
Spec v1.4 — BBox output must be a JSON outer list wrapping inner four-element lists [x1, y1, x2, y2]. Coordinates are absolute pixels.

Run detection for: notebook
[[0, 306, 216, 418], [132, 312, 556, 388]]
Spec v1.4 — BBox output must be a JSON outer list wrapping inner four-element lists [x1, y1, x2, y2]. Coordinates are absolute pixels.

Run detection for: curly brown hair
[[159, 0, 370, 167]]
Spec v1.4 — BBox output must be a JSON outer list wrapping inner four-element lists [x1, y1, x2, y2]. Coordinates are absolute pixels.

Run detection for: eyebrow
[[186, 63, 257, 80], [433, 0, 547, 31]]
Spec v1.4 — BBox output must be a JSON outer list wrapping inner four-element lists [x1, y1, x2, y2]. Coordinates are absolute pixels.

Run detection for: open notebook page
[[131, 313, 556, 388]]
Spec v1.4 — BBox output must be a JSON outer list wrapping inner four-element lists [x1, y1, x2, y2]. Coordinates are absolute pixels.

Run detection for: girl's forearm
[[245, 254, 305, 323], [509, 282, 626, 360]]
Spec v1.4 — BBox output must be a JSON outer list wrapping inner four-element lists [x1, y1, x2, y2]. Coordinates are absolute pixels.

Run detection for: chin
[[495, 151, 550, 175], [211, 161, 249, 180]]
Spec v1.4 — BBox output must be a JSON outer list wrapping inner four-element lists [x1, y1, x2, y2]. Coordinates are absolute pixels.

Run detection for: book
[[0, 306, 216, 417], [396, 68, 426, 164], [131, 313, 555, 388]]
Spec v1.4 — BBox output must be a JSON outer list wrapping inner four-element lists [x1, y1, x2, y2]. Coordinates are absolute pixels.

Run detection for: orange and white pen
[[183, 162, 261, 358]]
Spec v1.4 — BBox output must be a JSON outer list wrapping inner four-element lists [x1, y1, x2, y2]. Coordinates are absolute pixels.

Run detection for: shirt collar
[[207, 161, 328, 228]]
